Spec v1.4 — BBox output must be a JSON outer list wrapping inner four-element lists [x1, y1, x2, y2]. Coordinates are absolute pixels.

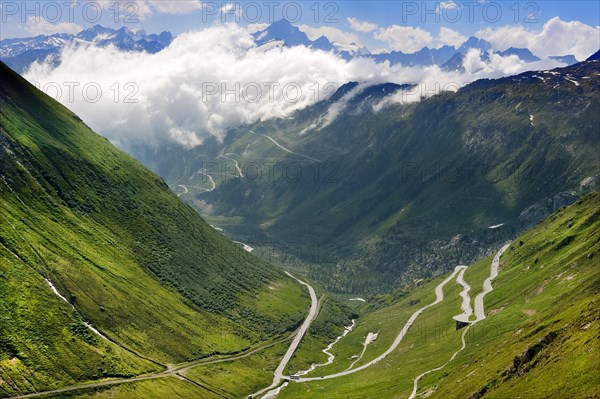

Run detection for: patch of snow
[[233, 241, 254, 252], [45, 278, 110, 340], [564, 76, 580, 86], [365, 332, 379, 345], [349, 297, 366, 302], [44, 278, 70, 303]]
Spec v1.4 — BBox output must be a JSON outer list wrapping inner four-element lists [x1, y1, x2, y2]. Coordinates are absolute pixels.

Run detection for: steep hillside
[[150, 60, 599, 293], [0, 61, 308, 397], [275, 191, 599, 398]]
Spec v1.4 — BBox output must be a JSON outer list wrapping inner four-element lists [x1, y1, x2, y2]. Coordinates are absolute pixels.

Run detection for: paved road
[[452, 267, 473, 324], [198, 172, 216, 191], [474, 244, 511, 322], [176, 185, 189, 196], [295, 266, 467, 382], [14, 247, 510, 399], [410, 243, 511, 398], [408, 325, 471, 399], [219, 154, 244, 178], [251, 272, 319, 398], [248, 130, 321, 162]]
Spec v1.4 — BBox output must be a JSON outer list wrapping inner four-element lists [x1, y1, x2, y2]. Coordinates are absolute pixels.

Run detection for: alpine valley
[[0, 12, 598, 399]]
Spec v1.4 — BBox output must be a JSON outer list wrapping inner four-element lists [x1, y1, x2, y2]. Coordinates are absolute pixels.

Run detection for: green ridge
[[0, 61, 308, 397]]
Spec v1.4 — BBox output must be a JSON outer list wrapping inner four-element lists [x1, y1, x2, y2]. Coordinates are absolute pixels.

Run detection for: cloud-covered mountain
[[497, 47, 541, 63], [368, 45, 457, 66], [22, 21, 582, 153], [253, 19, 336, 52], [0, 25, 173, 73]]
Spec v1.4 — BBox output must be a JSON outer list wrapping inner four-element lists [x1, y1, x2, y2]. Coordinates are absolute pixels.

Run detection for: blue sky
[[2, 0, 598, 57]]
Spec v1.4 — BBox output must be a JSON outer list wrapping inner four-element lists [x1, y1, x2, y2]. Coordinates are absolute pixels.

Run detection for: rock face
[[518, 191, 579, 228], [507, 331, 559, 377]]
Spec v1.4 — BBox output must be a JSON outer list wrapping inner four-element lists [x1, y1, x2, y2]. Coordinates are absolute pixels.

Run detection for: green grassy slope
[[426, 192, 599, 399], [0, 61, 308, 396], [42, 377, 224, 399], [276, 192, 598, 398]]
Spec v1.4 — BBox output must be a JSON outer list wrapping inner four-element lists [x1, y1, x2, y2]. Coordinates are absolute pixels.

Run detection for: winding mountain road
[[218, 154, 244, 178], [294, 265, 468, 382], [474, 243, 511, 322], [281, 243, 511, 399], [411, 243, 511, 398], [452, 267, 473, 323], [175, 184, 189, 197], [248, 130, 321, 162], [13, 245, 511, 399], [198, 172, 216, 191]]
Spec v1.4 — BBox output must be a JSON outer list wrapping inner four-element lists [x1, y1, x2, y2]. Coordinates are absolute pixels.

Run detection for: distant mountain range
[[251, 19, 580, 69], [0, 24, 173, 73], [2, 19, 585, 74]]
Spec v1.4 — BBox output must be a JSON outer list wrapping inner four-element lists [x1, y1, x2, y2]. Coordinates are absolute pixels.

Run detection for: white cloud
[[25, 24, 376, 150], [25, 17, 82, 35], [319, 82, 370, 129], [372, 53, 565, 111], [370, 48, 390, 55], [219, 3, 242, 19], [150, 0, 203, 14], [24, 24, 572, 150], [476, 17, 599, 60], [438, 27, 467, 47], [299, 25, 360, 46], [437, 1, 459, 12], [374, 25, 433, 53], [441, 1, 459, 8], [94, 0, 202, 19], [347, 17, 378, 33], [247, 23, 268, 34], [94, 0, 153, 20]]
